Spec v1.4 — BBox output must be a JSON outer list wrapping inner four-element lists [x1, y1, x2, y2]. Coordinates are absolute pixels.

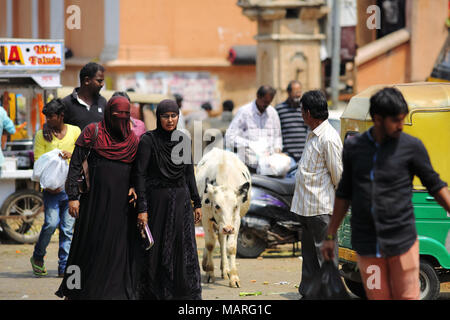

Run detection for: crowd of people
[[23, 61, 450, 300]]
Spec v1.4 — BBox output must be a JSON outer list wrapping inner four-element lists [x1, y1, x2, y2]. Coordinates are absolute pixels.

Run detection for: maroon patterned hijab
[[76, 96, 139, 163]]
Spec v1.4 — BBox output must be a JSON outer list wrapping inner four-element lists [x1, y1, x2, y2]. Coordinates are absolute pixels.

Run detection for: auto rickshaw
[[337, 82, 450, 300]]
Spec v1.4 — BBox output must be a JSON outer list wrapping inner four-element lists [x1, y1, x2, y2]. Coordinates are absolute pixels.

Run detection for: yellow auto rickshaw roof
[[342, 82, 450, 121], [56, 86, 169, 104]]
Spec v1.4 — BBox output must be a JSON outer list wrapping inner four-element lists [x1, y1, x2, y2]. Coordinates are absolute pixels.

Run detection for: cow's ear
[[204, 183, 216, 195], [236, 182, 250, 201], [208, 184, 217, 194]]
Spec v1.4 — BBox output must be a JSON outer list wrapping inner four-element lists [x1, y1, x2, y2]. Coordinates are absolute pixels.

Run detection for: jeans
[[286, 156, 298, 178], [33, 190, 74, 274]]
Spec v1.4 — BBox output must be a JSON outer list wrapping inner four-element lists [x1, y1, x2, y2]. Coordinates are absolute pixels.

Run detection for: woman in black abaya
[[55, 96, 139, 299], [133, 99, 202, 300]]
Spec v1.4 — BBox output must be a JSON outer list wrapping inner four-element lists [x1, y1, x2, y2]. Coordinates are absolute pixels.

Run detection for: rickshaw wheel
[[0, 190, 44, 244], [419, 259, 440, 300]]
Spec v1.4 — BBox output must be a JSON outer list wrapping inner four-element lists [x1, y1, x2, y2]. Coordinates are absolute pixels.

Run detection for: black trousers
[[297, 214, 339, 297]]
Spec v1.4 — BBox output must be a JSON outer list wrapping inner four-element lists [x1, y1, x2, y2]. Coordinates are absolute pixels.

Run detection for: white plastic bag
[[32, 149, 69, 190], [257, 153, 292, 177], [247, 138, 272, 168], [248, 139, 271, 156], [31, 149, 60, 182]]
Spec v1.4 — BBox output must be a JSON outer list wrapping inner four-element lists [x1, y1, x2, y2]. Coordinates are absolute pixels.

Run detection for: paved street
[[1, 231, 449, 300], [0, 231, 303, 300]]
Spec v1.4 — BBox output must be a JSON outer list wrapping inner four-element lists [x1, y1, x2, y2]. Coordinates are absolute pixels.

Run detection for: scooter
[[236, 169, 302, 258]]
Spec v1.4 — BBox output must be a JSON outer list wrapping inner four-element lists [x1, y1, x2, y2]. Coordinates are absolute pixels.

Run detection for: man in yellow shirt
[[30, 99, 81, 277]]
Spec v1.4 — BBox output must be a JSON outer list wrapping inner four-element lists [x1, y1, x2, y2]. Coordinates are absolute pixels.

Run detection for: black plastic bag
[[304, 260, 350, 300]]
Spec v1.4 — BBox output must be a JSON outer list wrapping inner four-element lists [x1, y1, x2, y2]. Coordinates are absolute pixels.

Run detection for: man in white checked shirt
[[290, 90, 343, 299], [225, 85, 282, 173]]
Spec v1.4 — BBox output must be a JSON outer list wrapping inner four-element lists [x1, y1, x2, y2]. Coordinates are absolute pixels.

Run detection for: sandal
[[30, 257, 48, 276]]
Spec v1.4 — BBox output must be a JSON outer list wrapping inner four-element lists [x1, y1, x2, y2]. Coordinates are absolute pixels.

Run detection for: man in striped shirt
[[275, 80, 308, 173], [290, 90, 343, 299]]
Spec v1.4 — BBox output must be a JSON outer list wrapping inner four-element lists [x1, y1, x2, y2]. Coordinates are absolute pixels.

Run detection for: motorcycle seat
[[251, 174, 296, 195]]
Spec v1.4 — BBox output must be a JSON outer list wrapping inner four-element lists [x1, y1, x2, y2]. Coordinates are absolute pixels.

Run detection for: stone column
[[237, 0, 328, 104]]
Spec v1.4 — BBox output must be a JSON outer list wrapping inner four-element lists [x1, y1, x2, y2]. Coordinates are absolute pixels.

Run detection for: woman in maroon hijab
[[56, 96, 139, 300]]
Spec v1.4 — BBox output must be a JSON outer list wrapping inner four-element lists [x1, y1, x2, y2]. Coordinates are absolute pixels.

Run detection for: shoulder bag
[[77, 123, 99, 194]]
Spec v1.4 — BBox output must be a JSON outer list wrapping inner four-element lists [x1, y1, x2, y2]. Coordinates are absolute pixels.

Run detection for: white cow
[[196, 148, 251, 288]]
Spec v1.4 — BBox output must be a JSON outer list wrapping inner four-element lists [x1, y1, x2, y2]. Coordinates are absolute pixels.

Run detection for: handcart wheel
[[0, 190, 44, 244]]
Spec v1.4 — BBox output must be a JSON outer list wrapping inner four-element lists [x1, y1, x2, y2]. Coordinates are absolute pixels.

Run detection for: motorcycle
[[236, 169, 302, 258]]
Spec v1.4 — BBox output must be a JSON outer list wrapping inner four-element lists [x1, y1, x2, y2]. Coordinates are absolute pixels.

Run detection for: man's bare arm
[[433, 186, 450, 214], [321, 197, 351, 261]]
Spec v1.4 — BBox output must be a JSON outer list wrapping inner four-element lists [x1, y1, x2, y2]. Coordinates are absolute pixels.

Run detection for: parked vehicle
[[236, 172, 302, 258], [338, 82, 450, 300]]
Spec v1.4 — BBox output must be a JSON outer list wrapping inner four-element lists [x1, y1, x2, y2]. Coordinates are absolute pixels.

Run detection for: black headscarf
[[147, 99, 186, 181]]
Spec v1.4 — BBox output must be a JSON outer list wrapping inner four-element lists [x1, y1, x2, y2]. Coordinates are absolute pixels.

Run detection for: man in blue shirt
[[0, 106, 16, 175]]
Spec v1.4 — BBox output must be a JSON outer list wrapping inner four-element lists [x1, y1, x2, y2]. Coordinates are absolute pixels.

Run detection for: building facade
[[0, 0, 448, 109]]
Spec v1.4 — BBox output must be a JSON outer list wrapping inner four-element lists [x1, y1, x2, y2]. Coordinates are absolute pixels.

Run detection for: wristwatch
[[325, 234, 336, 241]]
